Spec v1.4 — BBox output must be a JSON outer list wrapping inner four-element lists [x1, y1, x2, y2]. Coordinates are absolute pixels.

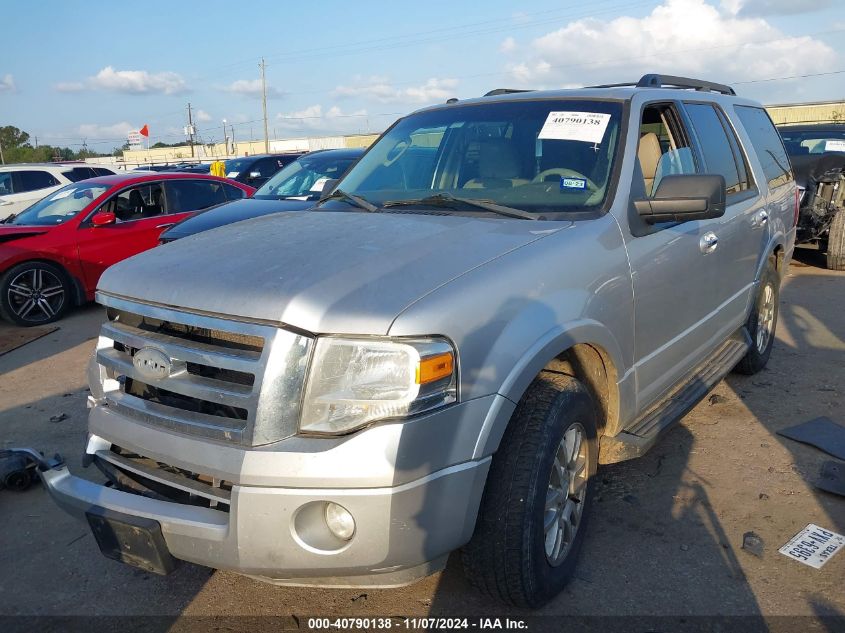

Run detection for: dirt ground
[[1, 246, 843, 630]]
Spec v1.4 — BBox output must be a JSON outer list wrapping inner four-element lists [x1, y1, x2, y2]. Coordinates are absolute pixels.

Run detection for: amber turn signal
[[416, 352, 454, 385]]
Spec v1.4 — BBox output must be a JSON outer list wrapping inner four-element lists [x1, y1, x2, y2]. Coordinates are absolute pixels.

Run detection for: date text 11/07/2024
[[307, 618, 529, 630]]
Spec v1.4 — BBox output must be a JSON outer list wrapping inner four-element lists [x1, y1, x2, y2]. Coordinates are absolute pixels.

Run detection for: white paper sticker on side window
[[538, 111, 611, 144], [825, 139, 845, 152]]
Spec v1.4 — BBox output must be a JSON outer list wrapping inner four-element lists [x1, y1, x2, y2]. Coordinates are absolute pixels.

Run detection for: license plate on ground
[[86, 509, 178, 575], [779, 523, 845, 569]]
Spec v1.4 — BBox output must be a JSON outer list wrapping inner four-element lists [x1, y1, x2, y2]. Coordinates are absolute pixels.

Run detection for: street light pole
[[222, 119, 228, 156]]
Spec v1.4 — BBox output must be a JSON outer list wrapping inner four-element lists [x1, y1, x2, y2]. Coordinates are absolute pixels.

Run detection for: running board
[[599, 329, 751, 464]]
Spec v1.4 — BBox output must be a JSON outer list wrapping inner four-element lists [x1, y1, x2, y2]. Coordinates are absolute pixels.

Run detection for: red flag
[[139, 124, 149, 137]]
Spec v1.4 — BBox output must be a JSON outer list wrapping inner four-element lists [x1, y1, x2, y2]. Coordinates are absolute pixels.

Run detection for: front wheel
[[734, 258, 779, 375], [826, 210, 845, 271], [0, 261, 72, 326], [462, 372, 598, 608]]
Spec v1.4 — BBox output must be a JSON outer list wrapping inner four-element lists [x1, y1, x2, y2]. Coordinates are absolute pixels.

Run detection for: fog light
[[325, 502, 355, 540]]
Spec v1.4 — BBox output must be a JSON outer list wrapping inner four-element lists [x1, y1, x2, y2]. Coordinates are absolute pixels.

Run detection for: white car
[[0, 163, 116, 220]]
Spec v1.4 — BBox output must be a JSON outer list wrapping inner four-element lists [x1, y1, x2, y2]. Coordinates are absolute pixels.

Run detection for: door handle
[[700, 232, 718, 254], [155, 223, 176, 229], [757, 210, 769, 226]]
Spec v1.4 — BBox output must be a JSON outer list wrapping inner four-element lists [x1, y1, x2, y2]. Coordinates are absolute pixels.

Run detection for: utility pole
[[0, 138, 4, 165], [187, 102, 195, 158], [260, 57, 269, 153]]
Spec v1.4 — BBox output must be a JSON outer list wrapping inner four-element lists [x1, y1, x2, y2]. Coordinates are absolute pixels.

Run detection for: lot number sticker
[[779, 523, 844, 569], [825, 140, 845, 152], [538, 111, 611, 144]]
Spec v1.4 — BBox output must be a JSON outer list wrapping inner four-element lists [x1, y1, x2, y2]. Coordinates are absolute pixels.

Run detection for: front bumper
[[40, 398, 502, 586]]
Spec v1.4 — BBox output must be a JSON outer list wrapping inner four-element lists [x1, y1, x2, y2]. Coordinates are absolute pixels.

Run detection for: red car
[[0, 172, 254, 326]]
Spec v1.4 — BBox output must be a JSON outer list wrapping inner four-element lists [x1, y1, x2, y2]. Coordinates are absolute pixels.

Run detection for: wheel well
[[773, 244, 784, 272], [5, 259, 85, 306], [541, 343, 619, 436]]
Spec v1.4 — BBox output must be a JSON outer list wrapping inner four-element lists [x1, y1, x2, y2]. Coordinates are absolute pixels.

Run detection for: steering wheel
[[532, 168, 598, 191]]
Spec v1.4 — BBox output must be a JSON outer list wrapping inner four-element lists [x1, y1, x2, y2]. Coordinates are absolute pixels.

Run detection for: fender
[[472, 319, 634, 460]]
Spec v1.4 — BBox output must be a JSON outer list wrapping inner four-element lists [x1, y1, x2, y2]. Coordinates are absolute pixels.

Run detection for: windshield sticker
[[226, 171, 240, 178], [310, 177, 329, 192], [49, 189, 74, 201], [538, 111, 611, 144], [825, 140, 845, 152], [560, 177, 587, 190]]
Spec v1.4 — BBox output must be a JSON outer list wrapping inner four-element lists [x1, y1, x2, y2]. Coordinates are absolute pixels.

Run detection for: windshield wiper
[[320, 188, 378, 212], [382, 193, 538, 220], [2, 213, 17, 224]]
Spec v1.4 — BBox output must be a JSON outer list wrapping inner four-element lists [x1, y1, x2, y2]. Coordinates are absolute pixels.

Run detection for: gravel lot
[[1, 247, 843, 628]]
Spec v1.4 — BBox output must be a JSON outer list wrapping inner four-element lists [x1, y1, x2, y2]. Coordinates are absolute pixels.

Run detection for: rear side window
[[0, 172, 13, 194], [92, 167, 115, 177], [164, 180, 227, 213], [62, 167, 96, 182], [734, 105, 792, 190], [684, 103, 749, 196], [12, 170, 60, 193], [223, 183, 248, 200]]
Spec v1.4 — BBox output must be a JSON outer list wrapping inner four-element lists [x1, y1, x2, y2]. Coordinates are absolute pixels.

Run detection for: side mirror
[[91, 211, 116, 227], [319, 179, 339, 199], [634, 174, 726, 224]]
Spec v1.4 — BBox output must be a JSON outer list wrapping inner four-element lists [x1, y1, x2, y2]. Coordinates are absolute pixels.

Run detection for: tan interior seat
[[638, 132, 662, 195], [463, 139, 528, 189]]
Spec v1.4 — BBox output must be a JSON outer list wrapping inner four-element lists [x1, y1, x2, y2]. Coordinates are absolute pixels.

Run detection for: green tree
[[0, 125, 30, 151]]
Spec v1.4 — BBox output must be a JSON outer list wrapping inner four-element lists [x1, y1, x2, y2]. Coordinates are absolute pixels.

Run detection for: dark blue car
[[159, 147, 365, 242]]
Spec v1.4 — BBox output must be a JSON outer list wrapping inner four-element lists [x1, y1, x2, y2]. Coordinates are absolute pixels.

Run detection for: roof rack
[[483, 88, 535, 97], [588, 74, 736, 95]]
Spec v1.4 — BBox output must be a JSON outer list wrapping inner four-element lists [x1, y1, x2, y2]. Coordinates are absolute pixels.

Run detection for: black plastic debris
[[49, 413, 69, 423], [817, 461, 845, 497], [777, 417, 845, 461], [742, 531, 765, 557]]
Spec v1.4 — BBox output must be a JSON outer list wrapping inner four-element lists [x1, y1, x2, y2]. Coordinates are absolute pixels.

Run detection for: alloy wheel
[[756, 282, 775, 353], [6, 268, 65, 323], [544, 422, 589, 566]]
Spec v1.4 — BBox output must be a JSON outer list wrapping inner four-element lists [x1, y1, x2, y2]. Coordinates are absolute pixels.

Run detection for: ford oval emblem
[[133, 347, 172, 381]]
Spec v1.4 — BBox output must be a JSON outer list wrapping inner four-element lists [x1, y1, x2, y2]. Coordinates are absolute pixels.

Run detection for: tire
[[462, 372, 598, 608], [826, 210, 845, 271], [733, 258, 779, 375], [0, 261, 72, 327]]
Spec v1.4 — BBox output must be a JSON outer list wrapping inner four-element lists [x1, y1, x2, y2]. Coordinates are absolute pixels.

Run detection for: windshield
[[330, 99, 623, 217], [8, 182, 111, 226], [779, 128, 845, 155], [224, 158, 252, 178], [254, 154, 357, 200]]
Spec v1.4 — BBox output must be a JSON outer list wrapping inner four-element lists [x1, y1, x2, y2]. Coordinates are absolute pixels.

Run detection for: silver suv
[[34, 75, 796, 607]]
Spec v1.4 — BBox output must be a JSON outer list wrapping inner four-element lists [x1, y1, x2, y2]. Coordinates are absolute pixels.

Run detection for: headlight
[[299, 337, 457, 435]]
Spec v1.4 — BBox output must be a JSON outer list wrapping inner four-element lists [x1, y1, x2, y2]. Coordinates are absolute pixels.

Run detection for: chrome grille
[[92, 293, 313, 446]]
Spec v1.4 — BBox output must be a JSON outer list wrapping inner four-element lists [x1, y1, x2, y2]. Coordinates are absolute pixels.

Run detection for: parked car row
[[25, 75, 802, 607], [0, 173, 253, 325], [0, 163, 117, 220]]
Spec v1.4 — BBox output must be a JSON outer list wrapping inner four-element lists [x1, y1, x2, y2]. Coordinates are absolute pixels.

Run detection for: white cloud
[[89, 66, 187, 94], [333, 76, 459, 104], [76, 121, 137, 140], [223, 78, 282, 99], [722, 0, 832, 15], [275, 104, 369, 134], [195, 109, 212, 122], [500, 37, 517, 53], [504, 0, 837, 90], [55, 81, 84, 92], [0, 74, 16, 93]]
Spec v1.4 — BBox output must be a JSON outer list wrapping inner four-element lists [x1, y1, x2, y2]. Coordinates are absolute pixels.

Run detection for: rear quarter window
[[223, 183, 248, 200], [734, 105, 793, 190], [13, 170, 61, 193]]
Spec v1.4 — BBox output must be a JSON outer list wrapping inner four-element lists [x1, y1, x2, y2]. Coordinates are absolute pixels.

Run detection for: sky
[[2, 0, 843, 153]]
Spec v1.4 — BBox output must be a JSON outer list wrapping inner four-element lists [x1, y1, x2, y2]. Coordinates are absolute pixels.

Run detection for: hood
[[99, 211, 559, 334], [0, 225, 53, 245], [161, 197, 314, 241]]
